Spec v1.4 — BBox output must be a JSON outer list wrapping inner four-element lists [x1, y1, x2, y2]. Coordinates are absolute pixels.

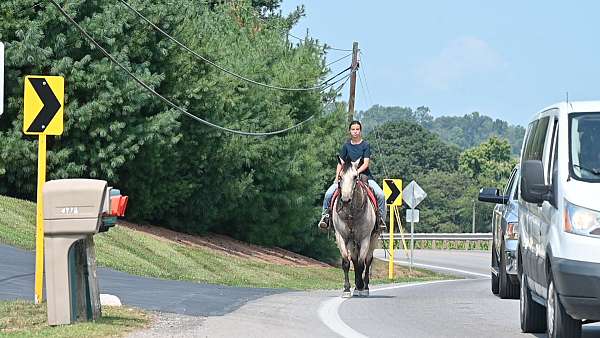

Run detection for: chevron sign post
[[383, 179, 402, 279], [24, 75, 65, 304]]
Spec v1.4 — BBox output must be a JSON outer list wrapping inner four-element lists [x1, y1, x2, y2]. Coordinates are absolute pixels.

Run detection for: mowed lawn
[[0, 194, 448, 290], [0, 300, 149, 337]]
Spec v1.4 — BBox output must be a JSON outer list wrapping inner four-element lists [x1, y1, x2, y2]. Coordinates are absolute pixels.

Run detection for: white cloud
[[417, 37, 506, 90]]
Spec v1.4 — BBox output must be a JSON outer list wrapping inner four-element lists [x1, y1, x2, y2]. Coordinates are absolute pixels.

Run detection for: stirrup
[[318, 214, 330, 229]]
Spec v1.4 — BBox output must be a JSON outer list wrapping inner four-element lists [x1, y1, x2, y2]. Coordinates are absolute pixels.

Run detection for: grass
[[0, 300, 150, 337], [0, 194, 452, 290]]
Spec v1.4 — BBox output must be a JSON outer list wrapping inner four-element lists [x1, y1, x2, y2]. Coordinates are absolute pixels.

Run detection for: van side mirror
[[521, 160, 551, 204], [478, 187, 509, 204]]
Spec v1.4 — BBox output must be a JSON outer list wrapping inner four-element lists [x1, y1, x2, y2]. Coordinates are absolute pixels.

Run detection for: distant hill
[[357, 105, 526, 155]]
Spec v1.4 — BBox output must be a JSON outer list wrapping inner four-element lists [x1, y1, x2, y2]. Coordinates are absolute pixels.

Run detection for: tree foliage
[[459, 136, 516, 181], [0, 0, 346, 261], [368, 120, 516, 233], [366, 121, 460, 184], [359, 105, 526, 155]]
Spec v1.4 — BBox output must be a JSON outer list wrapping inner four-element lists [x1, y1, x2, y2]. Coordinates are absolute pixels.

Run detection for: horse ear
[[338, 156, 344, 165], [344, 155, 352, 165], [352, 157, 363, 169]]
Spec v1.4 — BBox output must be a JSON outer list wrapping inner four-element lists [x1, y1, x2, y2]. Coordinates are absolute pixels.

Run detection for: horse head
[[339, 156, 364, 205]]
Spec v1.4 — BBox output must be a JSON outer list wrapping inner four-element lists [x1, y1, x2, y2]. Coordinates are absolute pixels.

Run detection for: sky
[[280, 1, 600, 126]]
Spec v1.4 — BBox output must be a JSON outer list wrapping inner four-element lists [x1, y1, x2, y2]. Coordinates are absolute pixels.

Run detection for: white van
[[519, 101, 600, 338]]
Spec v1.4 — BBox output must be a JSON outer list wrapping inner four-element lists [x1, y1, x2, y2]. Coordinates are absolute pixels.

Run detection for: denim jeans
[[322, 180, 386, 215]]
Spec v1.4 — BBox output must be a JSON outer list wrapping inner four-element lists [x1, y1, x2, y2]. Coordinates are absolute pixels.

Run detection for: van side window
[[547, 120, 559, 181], [523, 116, 550, 162]]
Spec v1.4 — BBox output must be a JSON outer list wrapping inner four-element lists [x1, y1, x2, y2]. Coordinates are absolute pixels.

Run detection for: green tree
[[0, 0, 345, 261], [366, 120, 460, 184], [359, 105, 526, 155], [459, 136, 516, 182]]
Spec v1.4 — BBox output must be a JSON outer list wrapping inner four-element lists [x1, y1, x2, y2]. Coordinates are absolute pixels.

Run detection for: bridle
[[336, 169, 368, 231]]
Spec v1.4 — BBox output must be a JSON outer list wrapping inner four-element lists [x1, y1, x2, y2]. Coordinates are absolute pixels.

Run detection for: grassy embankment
[[0, 194, 449, 290], [0, 301, 149, 337]]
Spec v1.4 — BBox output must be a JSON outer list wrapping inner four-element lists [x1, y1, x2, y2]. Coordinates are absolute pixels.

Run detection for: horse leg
[[356, 235, 375, 297], [362, 255, 373, 296], [335, 231, 353, 298], [352, 254, 364, 294], [341, 257, 351, 297], [363, 230, 379, 294]]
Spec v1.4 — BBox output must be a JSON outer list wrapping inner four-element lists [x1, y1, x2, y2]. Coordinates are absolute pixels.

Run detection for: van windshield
[[570, 113, 600, 181]]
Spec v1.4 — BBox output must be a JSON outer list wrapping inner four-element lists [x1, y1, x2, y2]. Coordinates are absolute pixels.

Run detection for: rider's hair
[[349, 120, 362, 130]]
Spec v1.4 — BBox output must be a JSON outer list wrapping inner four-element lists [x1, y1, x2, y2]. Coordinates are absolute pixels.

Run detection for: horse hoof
[[342, 291, 352, 298], [353, 289, 369, 297]]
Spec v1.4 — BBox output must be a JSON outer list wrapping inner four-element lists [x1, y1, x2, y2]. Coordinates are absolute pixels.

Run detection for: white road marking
[[318, 296, 367, 338], [378, 257, 491, 279], [318, 279, 471, 338]]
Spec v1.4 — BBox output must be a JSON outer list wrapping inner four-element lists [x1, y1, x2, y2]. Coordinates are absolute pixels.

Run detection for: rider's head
[[349, 120, 362, 131], [349, 120, 362, 140]]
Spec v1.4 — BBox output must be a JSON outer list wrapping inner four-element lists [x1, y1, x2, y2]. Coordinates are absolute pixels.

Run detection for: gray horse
[[332, 157, 380, 297]]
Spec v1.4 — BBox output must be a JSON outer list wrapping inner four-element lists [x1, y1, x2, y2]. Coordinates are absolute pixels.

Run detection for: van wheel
[[520, 272, 546, 333], [499, 241, 519, 299], [491, 243, 499, 294], [547, 279, 582, 338]]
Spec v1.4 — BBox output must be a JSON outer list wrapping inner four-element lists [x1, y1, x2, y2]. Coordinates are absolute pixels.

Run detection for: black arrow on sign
[[26, 78, 61, 133], [385, 179, 401, 205]]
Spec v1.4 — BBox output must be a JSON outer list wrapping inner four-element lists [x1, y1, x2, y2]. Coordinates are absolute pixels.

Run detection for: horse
[[332, 157, 380, 298]]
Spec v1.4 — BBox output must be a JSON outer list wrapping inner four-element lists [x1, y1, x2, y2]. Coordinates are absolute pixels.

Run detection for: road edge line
[[318, 279, 467, 338]]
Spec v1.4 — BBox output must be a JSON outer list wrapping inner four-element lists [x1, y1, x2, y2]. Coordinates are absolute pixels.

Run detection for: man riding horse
[[318, 120, 386, 231]]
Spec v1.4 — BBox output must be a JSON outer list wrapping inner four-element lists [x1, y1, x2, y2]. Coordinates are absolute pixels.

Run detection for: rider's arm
[[335, 162, 342, 181]]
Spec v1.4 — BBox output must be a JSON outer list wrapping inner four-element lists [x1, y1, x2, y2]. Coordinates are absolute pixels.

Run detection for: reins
[[336, 178, 369, 233]]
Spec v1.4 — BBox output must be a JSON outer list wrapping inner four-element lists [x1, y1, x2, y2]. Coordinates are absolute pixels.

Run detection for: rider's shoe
[[318, 213, 330, 229]]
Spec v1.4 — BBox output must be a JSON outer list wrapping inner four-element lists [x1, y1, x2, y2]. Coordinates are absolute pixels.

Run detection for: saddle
[[330, 178, 378, 214]]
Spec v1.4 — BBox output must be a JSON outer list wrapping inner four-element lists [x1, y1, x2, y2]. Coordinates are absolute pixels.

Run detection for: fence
[[379, 233, 493, 250]]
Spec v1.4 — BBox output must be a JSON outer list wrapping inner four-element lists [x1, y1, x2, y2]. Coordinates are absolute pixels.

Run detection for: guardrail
[[379, 233, 493, 241]]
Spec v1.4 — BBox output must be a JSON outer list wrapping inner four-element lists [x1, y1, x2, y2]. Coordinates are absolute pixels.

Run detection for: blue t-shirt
[[339, 140, 373, 179]]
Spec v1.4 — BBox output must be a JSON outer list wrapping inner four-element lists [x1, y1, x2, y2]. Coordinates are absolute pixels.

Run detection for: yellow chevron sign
[[383, 179, 403, 206], [23, 75, 64, 135]]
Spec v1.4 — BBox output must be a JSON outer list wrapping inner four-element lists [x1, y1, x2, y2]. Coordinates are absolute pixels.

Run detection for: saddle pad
[[331, 182, 378, 211]]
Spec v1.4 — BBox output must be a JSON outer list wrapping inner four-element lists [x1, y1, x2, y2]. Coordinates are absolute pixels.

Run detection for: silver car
[[478, 165, 520, 299]]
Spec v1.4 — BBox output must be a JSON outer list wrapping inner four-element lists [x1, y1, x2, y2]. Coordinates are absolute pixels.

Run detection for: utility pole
[[347, 41, 359, 124], [472, 199, 476, 233]]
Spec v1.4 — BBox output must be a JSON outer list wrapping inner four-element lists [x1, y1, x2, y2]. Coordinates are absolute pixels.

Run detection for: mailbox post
[[43, 179, 127, 326]]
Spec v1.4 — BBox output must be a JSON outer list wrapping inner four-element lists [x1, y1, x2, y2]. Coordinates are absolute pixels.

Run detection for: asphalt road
[[0, 244, 281, 316], [3, 243, 599, 337], [373, 248, 491, 278]]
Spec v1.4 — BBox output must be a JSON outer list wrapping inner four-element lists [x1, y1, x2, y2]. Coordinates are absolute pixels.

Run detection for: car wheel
[[499, 240, 519, 299], [547, 278, 581, 338], [491, 242, 499, 294], [520, 271, 546, 333]]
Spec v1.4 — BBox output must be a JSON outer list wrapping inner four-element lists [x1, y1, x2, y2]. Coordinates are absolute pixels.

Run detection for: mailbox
[[43, 179, 127, 326], [44, 179, 108, 235]]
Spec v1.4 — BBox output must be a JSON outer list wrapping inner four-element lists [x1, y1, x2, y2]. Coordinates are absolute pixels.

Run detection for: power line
[[286, 32, 352, 52], [253, 12, 352, 52], [359, 52, 375, 107], [118, 0, 348, 92], [325, 53, 352, 68], [47, 0, 349, 137]]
